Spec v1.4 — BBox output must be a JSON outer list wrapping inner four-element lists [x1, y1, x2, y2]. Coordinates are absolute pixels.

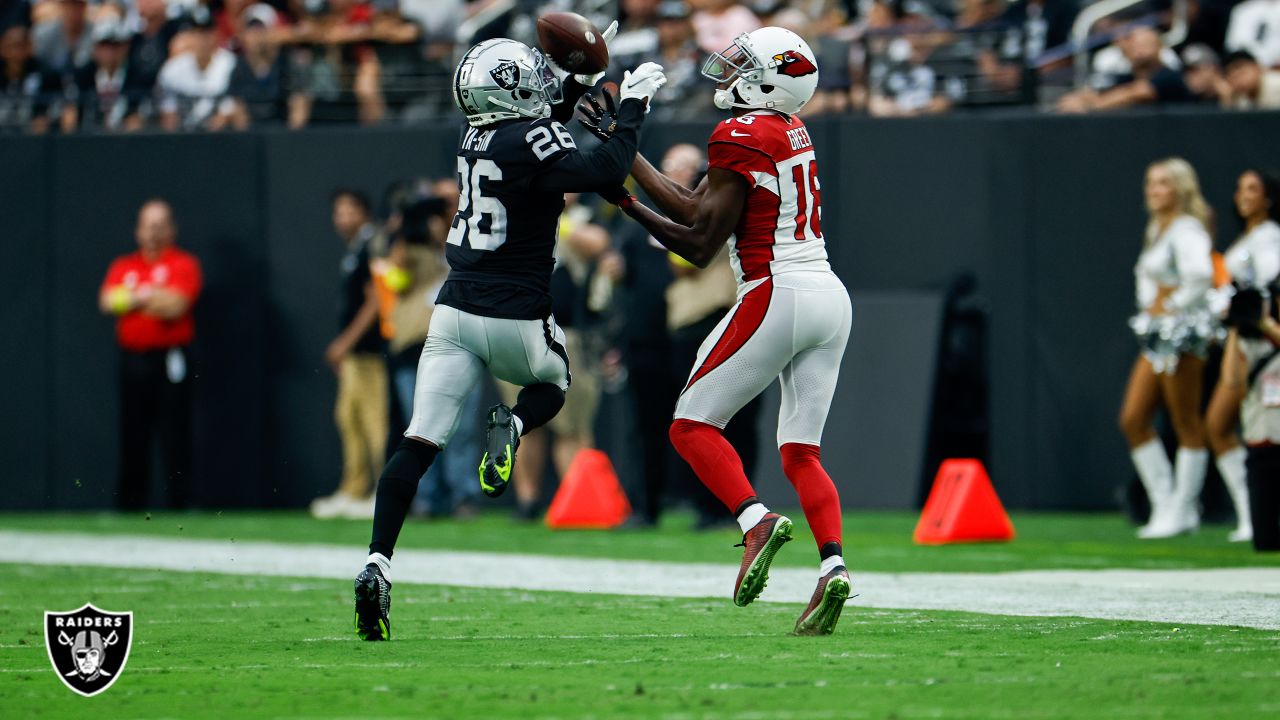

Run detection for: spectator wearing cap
[[157, 8, 236, 130], [689, 0, 761, 55], [869, 36, 952, 117], [1057, 26, 1195, 113], [62, 15, 146, 131], [1179, 43, 1226, 104], [227, 3, 310, 128], [0, 23, 60, 133], [33, 0, 94, 78], [1222, 50, 1280, 109], [98, 199, 203, 510], [1226, 0, 1280, 69]]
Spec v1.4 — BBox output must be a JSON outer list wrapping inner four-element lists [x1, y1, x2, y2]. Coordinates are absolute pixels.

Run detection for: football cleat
[[733, 513, 793, 607], [479, 404, 519, 498], [794, 566, 851, 636], [354, 563, 391, 641]]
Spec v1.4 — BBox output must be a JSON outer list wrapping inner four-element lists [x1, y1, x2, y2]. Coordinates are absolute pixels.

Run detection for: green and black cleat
[[794, 566, 851, 636], [354, 563, 391, 641], [733, 513, 793, 607], [479, 404, 519, 498]]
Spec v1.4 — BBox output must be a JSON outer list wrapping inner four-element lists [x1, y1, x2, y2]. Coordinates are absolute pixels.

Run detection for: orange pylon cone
[[545, 449, 632, 529], [913, 459, 1015, 545]]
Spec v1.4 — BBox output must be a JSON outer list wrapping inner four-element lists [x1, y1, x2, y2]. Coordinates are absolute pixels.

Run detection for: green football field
[[1, 511, 1278, 719]]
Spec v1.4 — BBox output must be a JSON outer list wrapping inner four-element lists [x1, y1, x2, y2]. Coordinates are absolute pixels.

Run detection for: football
[[536, 12, 609, 75]]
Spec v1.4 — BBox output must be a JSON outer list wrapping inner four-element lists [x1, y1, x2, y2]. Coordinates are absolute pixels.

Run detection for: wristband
[[618, 194, 636, 211]]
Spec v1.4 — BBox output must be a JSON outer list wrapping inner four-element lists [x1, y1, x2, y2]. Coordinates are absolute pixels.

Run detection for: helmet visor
[[701, 39, 761, 85]]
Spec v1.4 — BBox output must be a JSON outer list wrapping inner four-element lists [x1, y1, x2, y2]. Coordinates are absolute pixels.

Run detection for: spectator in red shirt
[[98, 199, 203, 510]]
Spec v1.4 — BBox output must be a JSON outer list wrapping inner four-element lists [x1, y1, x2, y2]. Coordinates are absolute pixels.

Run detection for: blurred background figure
[[227, 3, 310, 129], [1205, 169, 1280, 543], [60, 15, 146, 132], [1119, 158, 1214, 540], [1221, 50, 1280, 109], [1057, 25, 1196, 113], [0, 22, 58, 133], [311, 188, 387, 520], [33, 0, 93, 80], [98, 199, 202, 510], [1219, 285, 1280, 552], [157, 9, 236, 131]]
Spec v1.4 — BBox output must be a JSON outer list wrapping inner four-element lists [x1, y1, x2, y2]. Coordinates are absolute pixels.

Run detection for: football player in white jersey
[[582, 27, 853, 635]]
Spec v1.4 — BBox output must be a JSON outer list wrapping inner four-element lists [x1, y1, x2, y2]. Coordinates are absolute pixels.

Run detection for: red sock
[[669, 419, 757, 512], [780, 443, 842, 550]]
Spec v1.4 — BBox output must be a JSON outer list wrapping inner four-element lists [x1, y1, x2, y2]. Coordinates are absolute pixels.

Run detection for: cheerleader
[[1206, 170, 1280, 542], [1118, 158, 1215, 539]]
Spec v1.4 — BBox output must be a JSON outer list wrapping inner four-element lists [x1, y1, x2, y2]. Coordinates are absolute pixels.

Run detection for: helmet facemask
[[702, 39, 763, 110]]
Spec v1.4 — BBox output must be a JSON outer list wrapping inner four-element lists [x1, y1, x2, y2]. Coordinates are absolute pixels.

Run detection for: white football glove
[[619, 62, 667, 109]]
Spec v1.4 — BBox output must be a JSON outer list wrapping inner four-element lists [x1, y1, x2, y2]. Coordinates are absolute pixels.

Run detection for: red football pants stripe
[[682, 278, 773, 392]]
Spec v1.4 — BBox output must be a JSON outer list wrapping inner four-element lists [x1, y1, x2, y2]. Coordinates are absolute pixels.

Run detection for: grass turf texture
[[2, 510, 1279, 572], [1, 564, 1278, 720]]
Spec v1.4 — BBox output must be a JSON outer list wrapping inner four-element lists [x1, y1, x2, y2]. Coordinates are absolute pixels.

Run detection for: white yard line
[[1, 530, 1277, 630]]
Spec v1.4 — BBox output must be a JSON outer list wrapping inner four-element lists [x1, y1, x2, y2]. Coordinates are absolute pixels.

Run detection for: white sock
[[366, 552, 391, 580], [512, 415, 525, 437], [736, 502, 768, 534], [819, 555, 845, 576], [1216, 446, 1251, 525], [1130, 438, 1173, 508], [1174, 447, 1208, 511]]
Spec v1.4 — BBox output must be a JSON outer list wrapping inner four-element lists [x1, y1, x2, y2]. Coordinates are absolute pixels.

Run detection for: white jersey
[[1225, 219, 1280, 287], [1134, 215, 1213, 313]]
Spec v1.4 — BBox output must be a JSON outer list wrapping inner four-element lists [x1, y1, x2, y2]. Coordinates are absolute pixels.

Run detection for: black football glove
[[577, 87, 619, 142]]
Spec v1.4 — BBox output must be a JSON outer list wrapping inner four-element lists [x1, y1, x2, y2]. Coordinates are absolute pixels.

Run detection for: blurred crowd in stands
[[5, 0, 1280, 133]]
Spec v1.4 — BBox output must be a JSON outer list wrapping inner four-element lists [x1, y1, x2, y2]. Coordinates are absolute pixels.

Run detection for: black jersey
[[436, 96, 647, 321]]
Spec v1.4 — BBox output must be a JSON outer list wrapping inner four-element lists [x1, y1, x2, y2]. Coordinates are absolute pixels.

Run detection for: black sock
[[369, 438, 439, 558], [820, 541, 843, 561], [512, 383, 565, 435], [733, 497, 760, 517]]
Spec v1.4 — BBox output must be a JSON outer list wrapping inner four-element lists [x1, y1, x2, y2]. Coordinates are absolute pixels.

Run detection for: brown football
[[537, 12, 609, 75]]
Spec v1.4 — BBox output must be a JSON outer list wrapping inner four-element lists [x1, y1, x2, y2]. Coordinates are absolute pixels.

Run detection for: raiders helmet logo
[[490, 61, 521, 91], [45, 604, 133, 697], [772, 50, 817, 77]]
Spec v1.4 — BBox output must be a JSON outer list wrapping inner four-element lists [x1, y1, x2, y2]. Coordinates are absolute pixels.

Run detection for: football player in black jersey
[[354, 35, 666, 641]]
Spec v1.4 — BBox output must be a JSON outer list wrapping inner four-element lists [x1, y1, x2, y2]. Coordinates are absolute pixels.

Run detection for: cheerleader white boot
[[1216, 447, 1254, 543], [1131, 439, 1176, 538], [1142, 447, 1207, 539]]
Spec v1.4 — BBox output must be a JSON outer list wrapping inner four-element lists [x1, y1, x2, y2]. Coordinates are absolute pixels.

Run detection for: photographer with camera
[[1221, 282, 1280, 552]]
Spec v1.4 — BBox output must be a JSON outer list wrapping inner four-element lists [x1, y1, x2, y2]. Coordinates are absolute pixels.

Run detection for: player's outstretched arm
[[539, 97, 647, 193], [629, 154, 707, 226], [540, 64, 665, 193], [620, 167, 746, 268]]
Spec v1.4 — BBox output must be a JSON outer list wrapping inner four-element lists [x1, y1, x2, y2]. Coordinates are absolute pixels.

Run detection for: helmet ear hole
[[516, 89, 532, 100], [760, 84, 775, 93]]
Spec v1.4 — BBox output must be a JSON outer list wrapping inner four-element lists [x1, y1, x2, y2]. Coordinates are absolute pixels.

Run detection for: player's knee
[[669, 419, 712, 451], [780, 442, 822, 473]]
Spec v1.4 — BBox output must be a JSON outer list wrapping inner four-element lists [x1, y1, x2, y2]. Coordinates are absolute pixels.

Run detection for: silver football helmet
[[453, 39, 563, 126]]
